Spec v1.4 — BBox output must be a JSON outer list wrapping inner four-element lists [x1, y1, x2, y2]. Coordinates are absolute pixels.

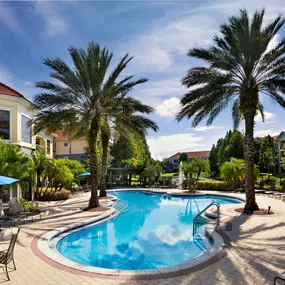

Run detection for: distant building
[[165, 151, 211, 172], [54, 131, 87, 161], [272, 132, 285, 173]]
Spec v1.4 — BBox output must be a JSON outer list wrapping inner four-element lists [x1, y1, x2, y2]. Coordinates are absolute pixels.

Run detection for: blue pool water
[[57, 191, 241, 270]]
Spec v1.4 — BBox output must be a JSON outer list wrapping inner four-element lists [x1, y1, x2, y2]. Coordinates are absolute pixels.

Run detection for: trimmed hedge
[[36, 188, 71, 201], [196, 180, 231, 190]]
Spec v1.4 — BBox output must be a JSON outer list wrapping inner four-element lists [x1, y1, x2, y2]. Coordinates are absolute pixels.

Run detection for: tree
[[177, 10, 285, 210], [32, 150, 50, 191], [142, 165, 158, 182], [259, 135, 278, 179], [220, 158, 259, 190], [181, 161, 195, 179], [225, 130, 244, 160], [99, 94, 158, 197], [31, 42, 155, 208], [0, 140, 34, 196], [191, 158, 210, 180], [209, 144, 219, 175], [179, 153, 188, 162]]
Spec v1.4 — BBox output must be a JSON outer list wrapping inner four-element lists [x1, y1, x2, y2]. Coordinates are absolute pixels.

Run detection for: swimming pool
[[56, 191, 242, 270]]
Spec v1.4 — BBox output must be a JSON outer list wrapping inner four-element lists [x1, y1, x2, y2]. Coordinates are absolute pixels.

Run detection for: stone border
[[31, 190, 241, 280]]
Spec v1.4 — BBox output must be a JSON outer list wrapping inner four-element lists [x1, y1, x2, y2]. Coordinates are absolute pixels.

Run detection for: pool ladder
[[193, 201, 220, 236]]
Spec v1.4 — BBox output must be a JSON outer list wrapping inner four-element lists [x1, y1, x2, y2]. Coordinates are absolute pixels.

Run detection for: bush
[[36, 188, 71, 201], [196, 180, 231, 190], [18, 198, 37, 212]]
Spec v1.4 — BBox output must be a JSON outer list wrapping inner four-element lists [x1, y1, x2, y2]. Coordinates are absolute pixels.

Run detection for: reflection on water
[[57, 191, 241, 270]]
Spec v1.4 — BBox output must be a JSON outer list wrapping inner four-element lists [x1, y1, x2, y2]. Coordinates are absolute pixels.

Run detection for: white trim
[[20, 112, 33, 146], [37, 205, 224, 276], [0, 106, 12, 142]]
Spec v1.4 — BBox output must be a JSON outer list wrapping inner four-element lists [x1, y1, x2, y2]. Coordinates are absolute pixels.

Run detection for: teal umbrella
[[78, 172, 90, 177], [0, 176, 19, 186]]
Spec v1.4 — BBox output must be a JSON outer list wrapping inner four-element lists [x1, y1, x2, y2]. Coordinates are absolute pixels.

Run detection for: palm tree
[[99, 98, 158, 197], [31, 42, 156, 208], [0, 140, 34, 196], [177, 9, 285, 210]]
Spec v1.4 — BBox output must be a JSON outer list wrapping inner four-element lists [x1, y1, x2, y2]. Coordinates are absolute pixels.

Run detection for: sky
[[1, 0, 285, 160]]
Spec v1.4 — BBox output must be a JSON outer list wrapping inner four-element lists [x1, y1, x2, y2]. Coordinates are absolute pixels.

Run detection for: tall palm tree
[[177, 9, 285, 210], [99, 97, 158, 197], [32, 42, 156, 208]]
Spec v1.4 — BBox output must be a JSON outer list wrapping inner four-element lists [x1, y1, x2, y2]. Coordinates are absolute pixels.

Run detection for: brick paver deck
[[1, 191, 285, 285]]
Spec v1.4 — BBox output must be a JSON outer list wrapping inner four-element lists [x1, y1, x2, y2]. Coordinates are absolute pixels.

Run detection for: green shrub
[[36, 188, 71, 201], [18, 198, 37, 213], [196, 180, 231, 190]]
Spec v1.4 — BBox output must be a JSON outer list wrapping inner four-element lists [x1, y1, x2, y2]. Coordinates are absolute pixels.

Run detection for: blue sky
[[1, 0, 285, 160]]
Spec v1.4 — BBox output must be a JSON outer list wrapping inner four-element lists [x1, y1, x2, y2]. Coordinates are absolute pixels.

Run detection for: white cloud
[[24, 81, 32, 86], [192, 125, 224, 132], [122, 0, 285, 73], [254, 130, 280, 138], [33, 1, 68, 36], [156, 97, 181, 117], [265, 34, 281, 54], [154, 225, 191, 245], [0, 64, 12, 84], [137, 77, 186, 97], [124, 13, 218, 72], [147, 133, 205, 159], [255, 111, 276, 122], [0, 2, 31, 44]]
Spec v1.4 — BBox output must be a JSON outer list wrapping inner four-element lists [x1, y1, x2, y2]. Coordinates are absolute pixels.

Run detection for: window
[[64, 142, 69, 147], [21, 115, 32, 144], [47, 139, 51, 154], [0, 110, 10, 140]]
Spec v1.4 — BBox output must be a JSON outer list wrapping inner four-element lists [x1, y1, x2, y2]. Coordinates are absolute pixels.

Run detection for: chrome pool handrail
[[193, 201, 220, 236]]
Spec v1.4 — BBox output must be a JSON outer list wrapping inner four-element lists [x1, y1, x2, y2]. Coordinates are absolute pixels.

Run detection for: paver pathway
[[0, 190, 285, 285]]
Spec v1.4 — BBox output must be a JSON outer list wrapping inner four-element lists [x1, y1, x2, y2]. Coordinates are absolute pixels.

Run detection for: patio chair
[[9, 198, 28, 224], [0, 228, 20, 281], [0, 199, 15, 227], [274, 271, 285, 284]]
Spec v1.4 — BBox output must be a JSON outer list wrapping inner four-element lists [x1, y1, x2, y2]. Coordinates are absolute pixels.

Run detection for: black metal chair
[[274, 271, 285, 285], [0, 228, 20, 281]]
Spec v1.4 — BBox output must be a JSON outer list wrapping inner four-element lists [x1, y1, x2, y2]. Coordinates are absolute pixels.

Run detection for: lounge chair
[[0, 228, 20, 281]]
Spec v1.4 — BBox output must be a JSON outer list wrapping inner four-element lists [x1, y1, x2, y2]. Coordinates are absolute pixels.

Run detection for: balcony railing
[[36, 144, 45, 150]]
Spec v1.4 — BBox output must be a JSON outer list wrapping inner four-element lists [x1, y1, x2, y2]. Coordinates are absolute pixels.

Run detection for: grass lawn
[[160, 172, 178, 177]]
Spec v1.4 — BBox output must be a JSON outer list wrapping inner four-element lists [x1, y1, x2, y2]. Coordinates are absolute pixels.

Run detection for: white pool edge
[[36, 191, 237, 276]]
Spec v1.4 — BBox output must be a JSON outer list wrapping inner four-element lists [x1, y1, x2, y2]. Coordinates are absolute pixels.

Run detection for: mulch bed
[[82, 206, 110, 212], [235, 207, 275, 215]]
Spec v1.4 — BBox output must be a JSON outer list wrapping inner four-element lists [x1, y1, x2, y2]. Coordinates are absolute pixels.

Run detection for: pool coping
[[31, 190, 240, 280]]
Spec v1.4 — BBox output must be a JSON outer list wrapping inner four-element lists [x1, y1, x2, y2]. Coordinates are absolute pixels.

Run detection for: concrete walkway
[[0, 191, 285, 285]]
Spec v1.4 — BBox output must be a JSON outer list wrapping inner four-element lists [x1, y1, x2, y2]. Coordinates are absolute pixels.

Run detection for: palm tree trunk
[[244, 114, 259, 210], [100, 133, 109, 198], [88, 119, 100, 208]]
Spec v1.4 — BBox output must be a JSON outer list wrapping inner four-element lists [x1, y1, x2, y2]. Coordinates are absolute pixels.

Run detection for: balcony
[[36, 144, 45, 150]]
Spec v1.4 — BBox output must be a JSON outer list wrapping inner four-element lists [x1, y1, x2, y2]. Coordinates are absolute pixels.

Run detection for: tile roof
[[0, 82, 31, 103], [168, 151, 211, 160]]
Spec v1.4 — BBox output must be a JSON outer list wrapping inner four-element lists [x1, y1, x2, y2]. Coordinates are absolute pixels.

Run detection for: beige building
[[0, 82, 55, 158], [54, 131, 87, 161], [0, 82, 55, 200]]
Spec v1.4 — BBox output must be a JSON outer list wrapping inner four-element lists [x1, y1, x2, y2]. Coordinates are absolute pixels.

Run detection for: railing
[[36, 144, 45, 150], [193, 201, 220, 236]]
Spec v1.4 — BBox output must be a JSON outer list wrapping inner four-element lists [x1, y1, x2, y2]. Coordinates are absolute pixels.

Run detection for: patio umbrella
[[0, 176, 19, 186], [78, 172, 91, 177]]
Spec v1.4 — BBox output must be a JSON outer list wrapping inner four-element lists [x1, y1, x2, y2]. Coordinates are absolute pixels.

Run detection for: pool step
[[193, 233, 211, 251], [113, 199, 133, 214]]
